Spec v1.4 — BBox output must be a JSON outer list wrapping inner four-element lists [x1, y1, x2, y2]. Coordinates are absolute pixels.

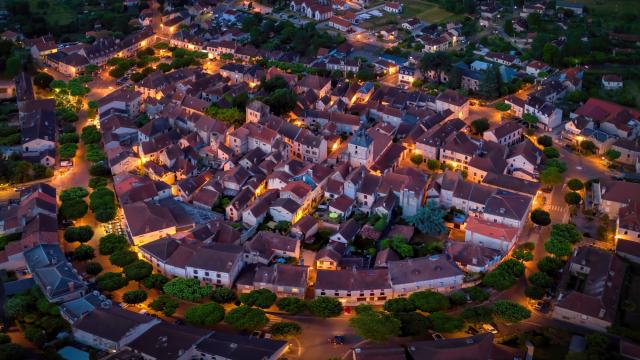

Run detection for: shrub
[[276, 297, 307, 314], [270, 322, 302, 338], [123, 290, 147, 304], [211, 287, 237, 304], [185, 302, 225, 327]]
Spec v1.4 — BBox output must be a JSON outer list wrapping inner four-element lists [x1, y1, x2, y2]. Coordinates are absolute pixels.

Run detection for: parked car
[[329, 335, 345, 345], [432, 333, 445, 341], [466, 326, 479, 335], [483, 324, 498, 334]]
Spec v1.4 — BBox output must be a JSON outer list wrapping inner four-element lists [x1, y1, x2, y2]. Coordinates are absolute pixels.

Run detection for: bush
[[276, 297, 307, 314], [537, 135, 553, 147], [73, 244, 95, 261], [461, 306, 494, 324], [409, 291, 450, 312], [143, 274, 169, 289], [211, 287, 237, 304], [63, 226, 94, 243], [123, 260, 152, 281], [96, 272, 128, 291], [123, 290, 147, 304], [99, 234, 129, 255], [493, 300, 531, 323], [466, 286, 490, 302], [308, 296, 342, 318], [85, 261, 103, 276], [109, 250, 138, 267], [383, 298, 416, 313], [185, 302, 225, 327], [270, 322, 302, 338], [239, 289, 277, 308], [429, 312, 464, 333], [449, 291, 468, 306], [224, 306, 269, 331], [163, 278, 212, 302]]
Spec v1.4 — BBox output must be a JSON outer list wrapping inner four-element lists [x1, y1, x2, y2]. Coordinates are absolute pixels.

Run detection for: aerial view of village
[[0, 0, 639, 358]]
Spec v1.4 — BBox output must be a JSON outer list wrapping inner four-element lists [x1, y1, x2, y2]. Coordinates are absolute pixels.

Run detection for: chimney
[[68, 281, 75, 293]]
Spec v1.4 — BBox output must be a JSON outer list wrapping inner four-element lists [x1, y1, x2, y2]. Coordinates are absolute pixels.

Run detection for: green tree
[[58, 143, 78, 159], [73, 244, 95, 261], [471, 118, 490, 135], [427, 159, 440, 171], [33, 72, 53, 89], [81, 125, 101, 144], [564, 191, 582, 205], [567, 179, 584, 191], [530, 209, 551, 226], [143, 273, 169, 289], [584, 333, 610, 360], [466, 286, 489, 302], [123, 260, 152, 281], [483, 269, 517, 290], [429, 312, 464, 333], [580, 140, 597, 154], [211, 287, 237, 304], [96, 272, 129, 291], [239, 289, 277, 308], [461, 305, 494, 324], [551, 224, 582, 244], [276, 297, 307, 314], [349, 311, 401, 342], [4, 295, 31, 319], [544, 237, 572, 257], [495, 102, 511, 112], [163, 278, 212, 301], [537, 256, 564, 275], [85, 144, 106, 163], [604, 149, 621, 162], [384, 298, 416, 313], [543, 147, 559, 159], [109, 250, 138, 267], [185, 302, 225, 327], [307, 296, 343, 318], [60, 187, 89, 201], [539, 166, 563, 186], [409, 291, 450, 312], [123, 290, 147, 304], [63, 226, 94, 243], [410, 153, 424, 166], [503, 19, 514, 36], [529, 271, 553, 288], [405, 201, 446, 235], [264, 88, 297, 116], [525, 285, 545, 299], [224, 306, 269, 331], [478, 65, 501, 99], [24, 326, 45, 348], [270, 322, 302, 338], [512, 248, 533, 262], [393, 312, 431, 337], [85, 262, 103, 276], [99, 234, 129, 255], [522, 113, 539, 128], [537, 135, 553, 147], [493, 300, 531, 322], [149, 294, 179, 316], [89, 177, 108, 189]]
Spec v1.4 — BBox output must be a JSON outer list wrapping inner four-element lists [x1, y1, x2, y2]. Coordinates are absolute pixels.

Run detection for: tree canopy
[[408, 291, 450, 313], [406, 201, 446, 235], [163, 278, 212, 302], [224, 306, 269, 331], [349, 310, 401, 342], [239, 289, 277, 308], [307, 296, 343, 318], [185, 302, 225, 327], [493, 300, 531, 323]]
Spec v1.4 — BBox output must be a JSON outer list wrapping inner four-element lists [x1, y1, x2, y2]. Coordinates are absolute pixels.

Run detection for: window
[[194, 270, 198, 274], [205, 272, 209, 276]]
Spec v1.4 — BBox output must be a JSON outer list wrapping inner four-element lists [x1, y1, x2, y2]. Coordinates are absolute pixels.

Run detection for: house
[[436, 90, 469, 119], [599, 181, 640, 219], [315, 268, 392, 305], [315, 245, 343, 270], [24, 244, 87, 303], [525, 96, 563, 131], [328, 16, 352, 32], [482, 189, 532, 230], [556, 0, 584, 15], [21, 110, 56, 164], [484, 52, 519, 66], [45, 52, 89, 77], [240, 264, 308, 298], [447, 241, 502, 273], [326, 57, 359, 73], [194, 332, 288, 360], [185, 244, 245, 287], [244, 231, 301, 264], [421, 35, 450, 53], [525, 60, 550, 77], [296, 74, 332, 98], [465, 216, 518, 252], [97, 88, 142, 118], [401, 18, 421, 31], [611, 138, 640, 166], [553, 247, 626, 332], [330, 218, 360, 244], [483, 121, 523, 147], [573, 98, 640, 140], [602, 74, 623, 90], [505, 139, 543, 181], [123, 201, 178, 245], [387, 255, 464, 297], [408, 333, 525, 360], [398, 66, 419, 88], [383, 1, 402, 13], [126, 322, 211, 360], [72, 306, 160, 352]]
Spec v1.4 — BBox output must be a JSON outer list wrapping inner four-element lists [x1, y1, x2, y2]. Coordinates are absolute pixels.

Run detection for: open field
[[402, 0, 463, 24]]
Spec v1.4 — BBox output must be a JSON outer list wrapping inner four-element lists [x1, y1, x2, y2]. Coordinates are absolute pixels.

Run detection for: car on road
[[432, 333, 445, 341], [251, 331, 262, 338], [329, 335, 345, 345], [483, 324, 498, 334], [466, 326, 479, 335]]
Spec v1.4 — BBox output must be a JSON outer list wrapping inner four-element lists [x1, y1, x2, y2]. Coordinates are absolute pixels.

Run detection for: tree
[[211, 287, 237, 304], [429, 312, 464, 333], [503, 19, 514, 36], [81, 125, 101, 144], [123, 260, 152, 281], [63, 226, 94, 243], [410, 153, 424, 166], [60, 187, 89, 201], [393, 312, 430, 337], [471, 118, 490, 135], [530, 209, 551, 226], [59, 133, 79, 145], [73, 244, 95, 261], [149, 294, 179, 316], [0, 343, 24, 359], [580, 140, 597, 154], [308, 296, 343, 318], [99, 234, 129, 255], [537, 256, 564, 275], [89, 177, 108, 189], [543, 147, 559, 159], [271, 322, 302, 338], [163, 278, 212, 302], [59, 198, 88, 220], [529, 271, 553, 288], [24, 326, 46, 348], [551, 224, 582, 244], [542, 43, 560, 66], [90, 187, 117, 223], [567, 178, 584, 191], [123, 290, 147, 304], [384, 298, 416, 313], [604, 149, 621, 162], [478, 65, 501, 99], [585, 333, 610, 360], [539, 166, 563, 186], [85, 261, 103, 276], [96, 272, 129, 291], [4, 295, 31, 319], [33, 72, 53, 89], [109, 250, 138, 267], [483, 269, 517, 290], [264, 88, 297, 116], [350, 311, 401, 342], [406, 201, 446, 235], [522, 113, 539, 128], [224, 306, 269, 331], [466, 286, 489, 302], [427, 159, 440, 171], [143, 273, 169, 289], [461, 306, 494, 324], [276, 297, 307, 314], [239, 289, 277, 308], [564, 191, 582, 205], [185, 302, 225, 327], [85, 144, 106, 163], [493, 300, 531, 323], [544, 237, 572, 257], [512, 248, 533, 262], [495, 102, 511, 112], [409, 291, 450, 312], [525, 285, 545, 299]]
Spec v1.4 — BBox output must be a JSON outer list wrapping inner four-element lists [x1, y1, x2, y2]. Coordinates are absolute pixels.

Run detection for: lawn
[[401, 0, 462, 24]]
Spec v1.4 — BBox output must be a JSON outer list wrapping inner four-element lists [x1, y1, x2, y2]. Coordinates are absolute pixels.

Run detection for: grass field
[[402, 0, 463, 24]]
